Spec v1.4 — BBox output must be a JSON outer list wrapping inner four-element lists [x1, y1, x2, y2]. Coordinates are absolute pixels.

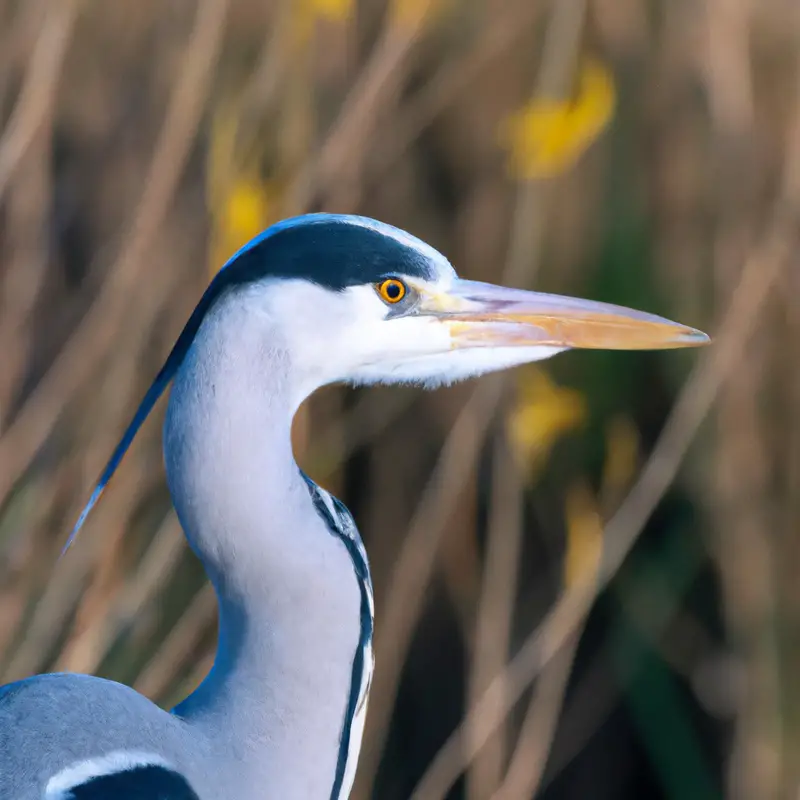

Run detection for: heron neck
[[163, 294, 362, 797]]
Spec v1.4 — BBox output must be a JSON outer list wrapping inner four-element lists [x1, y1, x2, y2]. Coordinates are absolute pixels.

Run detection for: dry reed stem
[[0, 0, 79, 204], [369, 0, 545, 180], [309, 390, 414, 479], [0, 105, 53, 424], [354, 376, 505, 797], [172, 647, 216, 707], [110, 515, 186, 626], [0, 0, 229, 506], [489, 436, 637, 798], [408, 212, 795, 800], [237, 2, 292, 119], [494, 427, 641, 798], [287, 10, 429, 212], [2, 448, 148, 682], [52, 281, 173, 672], [134, 582, 217, 702], [0, 464, 74, 663], [54, 370, 145, 673], [490, 631, 582, 800], [466, 439, 525, 800], [60, 513, 186, 676], [0, 1, 45, 82], [537, 550, 707, 794], [705, 5, 791, 796], [0, 0, 70, 428]]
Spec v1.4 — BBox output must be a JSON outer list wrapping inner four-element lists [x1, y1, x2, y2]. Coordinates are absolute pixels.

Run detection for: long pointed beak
[[419, 278, 709, 350]]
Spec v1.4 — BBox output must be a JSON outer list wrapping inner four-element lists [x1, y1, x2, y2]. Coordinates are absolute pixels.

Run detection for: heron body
[[0, 215, 708, 799]]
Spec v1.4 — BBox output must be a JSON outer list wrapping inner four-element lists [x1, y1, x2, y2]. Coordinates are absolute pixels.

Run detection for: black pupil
[[386, 282, 402, 300]]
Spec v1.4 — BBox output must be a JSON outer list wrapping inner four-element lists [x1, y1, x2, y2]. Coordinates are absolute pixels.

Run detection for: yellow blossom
[[505, 367, 586, 475], [501, 59, 616, 180], [210, 179, 277, 274], [563, 482, 603, 590]]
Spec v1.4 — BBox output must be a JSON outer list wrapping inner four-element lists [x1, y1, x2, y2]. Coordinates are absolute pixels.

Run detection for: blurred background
[[0, 0, 798, 798]]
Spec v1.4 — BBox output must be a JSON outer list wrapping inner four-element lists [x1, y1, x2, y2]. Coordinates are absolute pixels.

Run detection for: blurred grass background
[[1, 0, 799, 798]]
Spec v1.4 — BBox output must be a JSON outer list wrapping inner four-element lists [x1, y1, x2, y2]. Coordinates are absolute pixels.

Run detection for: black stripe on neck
[[301, 474, 374, 800]]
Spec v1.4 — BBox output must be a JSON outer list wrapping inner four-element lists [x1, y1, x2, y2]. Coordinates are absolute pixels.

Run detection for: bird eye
[[377, 278, 407, 304]]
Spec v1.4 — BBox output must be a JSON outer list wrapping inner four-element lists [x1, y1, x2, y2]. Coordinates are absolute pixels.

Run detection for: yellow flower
[[501, 59, 616, 180], [210, 179, 277, 274], [563, 482, 603, 590], [505, 367, 586, 475]]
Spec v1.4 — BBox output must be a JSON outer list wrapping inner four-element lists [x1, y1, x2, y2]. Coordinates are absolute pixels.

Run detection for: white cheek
[[262, 282, 354, 385], [264, 282, 411, 389], [352, 345, 567, 387], [295, 286, 456, 381], [347, 314, 451, 366]]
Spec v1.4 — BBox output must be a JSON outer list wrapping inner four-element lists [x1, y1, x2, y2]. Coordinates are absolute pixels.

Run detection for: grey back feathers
[[0, 673, 206, 799]]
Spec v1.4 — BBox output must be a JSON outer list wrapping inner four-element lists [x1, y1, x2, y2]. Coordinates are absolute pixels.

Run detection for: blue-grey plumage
[[0, 213, 708, 800]]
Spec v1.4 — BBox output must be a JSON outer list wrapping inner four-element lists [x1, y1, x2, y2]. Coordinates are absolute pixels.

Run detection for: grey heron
[[0, 214, 708, 799]]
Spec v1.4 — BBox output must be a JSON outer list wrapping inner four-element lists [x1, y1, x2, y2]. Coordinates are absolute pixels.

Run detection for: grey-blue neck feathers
[[165, 290, 372, 797]]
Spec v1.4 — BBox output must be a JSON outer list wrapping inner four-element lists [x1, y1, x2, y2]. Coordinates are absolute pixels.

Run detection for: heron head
[[246, 214, 709, 393]]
